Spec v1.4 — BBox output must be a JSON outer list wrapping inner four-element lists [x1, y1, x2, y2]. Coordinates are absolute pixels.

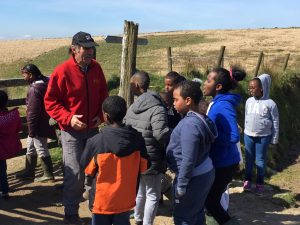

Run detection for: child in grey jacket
[[125, 71, 170, 225], [243, 74, 279, 195]]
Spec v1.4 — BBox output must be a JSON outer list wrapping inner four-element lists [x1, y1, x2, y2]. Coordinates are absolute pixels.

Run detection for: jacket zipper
[[83, 68, 90, 129]]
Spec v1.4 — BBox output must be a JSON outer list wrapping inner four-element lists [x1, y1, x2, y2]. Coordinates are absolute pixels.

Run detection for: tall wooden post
[[283, 53, 290, 72], [254, 51, 264, 77], [119, 20, 138, 107], [216, 46, 226, 67], [167, 47, 172, 72]]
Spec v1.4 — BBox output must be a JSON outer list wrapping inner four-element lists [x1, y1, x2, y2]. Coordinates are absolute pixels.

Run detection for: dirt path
[[1, 154, 299, 225]]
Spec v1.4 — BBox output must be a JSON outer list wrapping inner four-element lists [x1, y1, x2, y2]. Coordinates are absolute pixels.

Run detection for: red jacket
[[44, 57, 108, 131], [0, 108, 22, 160]]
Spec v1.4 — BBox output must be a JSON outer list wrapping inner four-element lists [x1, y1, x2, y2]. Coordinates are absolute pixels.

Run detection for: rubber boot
[[15, 155, 37, 180], [223, 217, 240, 225], [35, 156, 55, 182]]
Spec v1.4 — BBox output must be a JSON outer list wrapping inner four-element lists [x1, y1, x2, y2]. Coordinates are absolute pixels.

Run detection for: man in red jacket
[[44, 31, 108, 225]]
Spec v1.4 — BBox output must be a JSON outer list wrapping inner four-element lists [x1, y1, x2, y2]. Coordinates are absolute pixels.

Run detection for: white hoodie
[[244, 74, 279, 144]]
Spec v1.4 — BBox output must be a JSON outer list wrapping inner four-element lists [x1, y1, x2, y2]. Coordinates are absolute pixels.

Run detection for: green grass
[[272, 192, 298, 208], [49, 147, 63, 163]]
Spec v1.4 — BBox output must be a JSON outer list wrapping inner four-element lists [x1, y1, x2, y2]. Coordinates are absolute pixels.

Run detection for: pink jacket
[[0, 108, 22, 160]]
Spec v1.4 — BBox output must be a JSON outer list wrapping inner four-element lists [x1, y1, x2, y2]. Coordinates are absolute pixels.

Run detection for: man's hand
[[71, 115, 87, 130], [92, 116, 101, 128]]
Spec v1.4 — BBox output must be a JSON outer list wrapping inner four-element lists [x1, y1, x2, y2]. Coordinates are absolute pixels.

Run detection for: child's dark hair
[[251, 77, 262, 88], [165, 71, 186, 85], [159, 91, 172, 108], [21, 64, 42, 78], [133, 70, 150, 91], [175, 80, 203, 105], [102, 96, 127, 123], [0, 90, 8, 109], [212, 66, 246, 93]]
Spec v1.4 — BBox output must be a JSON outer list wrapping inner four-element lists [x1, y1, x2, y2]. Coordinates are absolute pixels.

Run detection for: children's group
[[0, 31, 279, 225]]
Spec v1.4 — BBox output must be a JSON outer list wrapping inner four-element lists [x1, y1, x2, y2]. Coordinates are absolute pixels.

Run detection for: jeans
[[244, 134, 272, 185], [134, 173, 162, 225], [205, 164, 239, 224], [173, 169, 215, 225], [27, 136, 49, 157], [61, 129, 98, 215], [92, 211, 130, 225], [0, 160, 9, 194]]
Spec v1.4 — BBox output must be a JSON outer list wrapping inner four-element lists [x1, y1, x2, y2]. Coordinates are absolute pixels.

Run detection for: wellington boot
[[15, 155, 37, 180], [35, 156, 55, 182]]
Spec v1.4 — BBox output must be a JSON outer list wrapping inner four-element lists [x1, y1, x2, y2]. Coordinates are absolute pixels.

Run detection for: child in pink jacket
[[0, 90, 22, 199]]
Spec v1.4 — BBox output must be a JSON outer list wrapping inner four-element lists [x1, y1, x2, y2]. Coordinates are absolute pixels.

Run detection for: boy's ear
[[185, 97, 192, 106], [103, 112, 109, 122], [215, 83, 223, 92]]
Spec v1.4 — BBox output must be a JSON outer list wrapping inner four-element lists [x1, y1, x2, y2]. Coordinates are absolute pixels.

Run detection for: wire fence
[[102, 46, 300, 78]]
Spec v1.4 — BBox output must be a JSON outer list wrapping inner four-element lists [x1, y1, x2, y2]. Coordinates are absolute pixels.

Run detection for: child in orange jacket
[[80, 96, 148, 225]]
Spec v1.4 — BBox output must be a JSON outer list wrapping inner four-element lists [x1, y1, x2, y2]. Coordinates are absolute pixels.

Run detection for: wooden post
[[283, 53, 290, 72], [216, 46, 226, 67], [167, 47, 172, 72], [254, 51, 264, 77], [119, 20, 138, 107]]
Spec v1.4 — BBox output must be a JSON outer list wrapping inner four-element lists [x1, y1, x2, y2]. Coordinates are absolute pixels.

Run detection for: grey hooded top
[[124, 91, 170, 174], [244, 74, 279, 144]]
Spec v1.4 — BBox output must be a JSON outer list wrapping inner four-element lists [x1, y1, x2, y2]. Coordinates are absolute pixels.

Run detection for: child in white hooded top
[[243, 73, 279, 195]]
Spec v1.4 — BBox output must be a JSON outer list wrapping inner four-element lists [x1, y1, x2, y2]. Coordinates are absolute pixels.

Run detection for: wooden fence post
[[119, 20, 138, 107], [216, 46, 226, 67], [283, 53, 290, 72], [254, 51, 264, 77], [167, 47, 172, 72]]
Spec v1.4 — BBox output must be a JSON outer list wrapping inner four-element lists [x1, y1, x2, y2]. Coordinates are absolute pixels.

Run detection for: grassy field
[[1, 28, 300, 80]]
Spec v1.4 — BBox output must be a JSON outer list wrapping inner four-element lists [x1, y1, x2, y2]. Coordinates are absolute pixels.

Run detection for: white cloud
[[23, 34, 32, 39]]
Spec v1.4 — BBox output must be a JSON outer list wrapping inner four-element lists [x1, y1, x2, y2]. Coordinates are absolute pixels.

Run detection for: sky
[[1, 0, 300, 40]]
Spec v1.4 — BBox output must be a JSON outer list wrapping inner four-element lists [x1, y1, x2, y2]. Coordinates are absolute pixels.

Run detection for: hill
[[1, 28, 300, 79]]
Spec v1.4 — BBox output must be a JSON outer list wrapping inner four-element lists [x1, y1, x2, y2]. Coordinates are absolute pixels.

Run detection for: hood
[[213, 93, 241, 107], [187, 111, 218, 143], [257, 73, 271, 100], [101, 125, 142, 157], [131, 91, 163, 114]]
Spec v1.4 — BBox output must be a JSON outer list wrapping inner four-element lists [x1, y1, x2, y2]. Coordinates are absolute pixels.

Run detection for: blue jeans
[[92, 211, 130, 225], [244, 134, 272, 184], [0, 160, 9, 194], [173, 169, 215, 225]]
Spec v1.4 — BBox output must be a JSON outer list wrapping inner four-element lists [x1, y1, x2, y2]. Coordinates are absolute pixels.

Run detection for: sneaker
[[63, 214, 82, 225], [255, 184, 264, 196], [243, 180, 252, 192]]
